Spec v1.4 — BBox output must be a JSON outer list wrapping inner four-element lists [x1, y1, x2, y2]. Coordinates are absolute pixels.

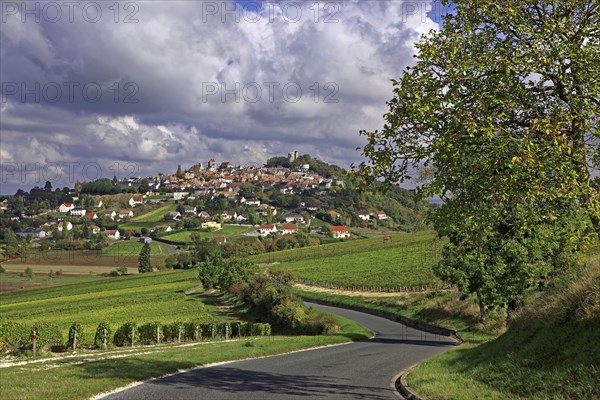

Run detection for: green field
[[101, 240, 164, 256], [118, 204, 177, 230], [253, 232, 445, 290], [161, 225, 252, 243], [0, 270, 220, 344]]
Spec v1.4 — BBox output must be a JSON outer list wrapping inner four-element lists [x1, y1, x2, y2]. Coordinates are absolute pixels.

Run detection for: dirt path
[[294, 283, 416, 298]]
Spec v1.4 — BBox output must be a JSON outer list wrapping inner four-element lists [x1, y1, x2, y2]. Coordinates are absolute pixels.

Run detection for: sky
[[0, 0, 449, 194]]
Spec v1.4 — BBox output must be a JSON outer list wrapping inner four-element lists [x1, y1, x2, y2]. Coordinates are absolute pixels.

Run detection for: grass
[[406, 258, 600, 400], [297, 289, 498, 342], [0, 273, 105, 294], [252, 232, 444, 290], [0, 305, 371, 400], [118, 204, 177, 230], [101, 240, 164, 256], [161, 225, 252, 243], [0, 270, 224, 345]]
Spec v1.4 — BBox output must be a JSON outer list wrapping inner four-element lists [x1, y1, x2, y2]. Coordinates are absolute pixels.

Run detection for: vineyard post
[[211, 324, 215, 340], [225, 324, 229, 340], [238, 323, 241, 338], [103, 328, 107, 351], [156, 325, 160, 344], [178, 326, 182, 343], [194, 326, 199, 341], [131, 326, 135, 347], [32, 330, 37, 358], [72, 328, 77, 351]]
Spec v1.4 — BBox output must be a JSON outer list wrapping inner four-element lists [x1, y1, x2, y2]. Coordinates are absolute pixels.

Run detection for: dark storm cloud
[[0, 0, 439, 193]]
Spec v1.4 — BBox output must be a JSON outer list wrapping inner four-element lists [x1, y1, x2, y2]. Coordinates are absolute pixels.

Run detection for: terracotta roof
[[329, 225, 348, 232]]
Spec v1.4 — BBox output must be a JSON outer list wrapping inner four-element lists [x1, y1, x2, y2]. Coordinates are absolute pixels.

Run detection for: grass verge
[[406, 259, 600, 399], [0, 315, 371, 400]]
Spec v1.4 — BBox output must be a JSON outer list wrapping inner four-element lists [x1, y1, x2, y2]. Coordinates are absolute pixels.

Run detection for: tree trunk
[[476, 290, 486, 322]]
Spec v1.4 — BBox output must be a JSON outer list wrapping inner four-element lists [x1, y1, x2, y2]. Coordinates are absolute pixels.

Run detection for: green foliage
[[197, 251, 224, 289], [94, 322, 112, 349], [218, 257, 256, 290], [0, 264, 5, 273], [357, 0, 600, 320], [161, 321, 185, 342], [0, 322, 29, 352], [23, 267, 33, 279], [30, 322, 63, 350], [113, 322, 137, 347], [138, 243, 152, 273], [67, 322, 84, 348], [138, 322, 163, 344]]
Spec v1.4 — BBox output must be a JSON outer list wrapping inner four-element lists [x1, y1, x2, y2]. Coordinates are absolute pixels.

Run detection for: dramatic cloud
[[0, 0, 441, 193]]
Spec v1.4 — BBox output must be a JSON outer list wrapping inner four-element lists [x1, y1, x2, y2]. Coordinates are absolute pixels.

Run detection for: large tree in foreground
[[357, 0, 599, 320]]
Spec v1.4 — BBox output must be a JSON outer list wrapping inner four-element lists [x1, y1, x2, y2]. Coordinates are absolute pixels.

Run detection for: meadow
[[118, 203, 177, 230], [161, 225, 252, 243], [101, 240, 164, 256], [253, 232, 446, 290]]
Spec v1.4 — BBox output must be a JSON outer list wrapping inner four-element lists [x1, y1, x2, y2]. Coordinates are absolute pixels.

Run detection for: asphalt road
[[103, 303, 455, 400]]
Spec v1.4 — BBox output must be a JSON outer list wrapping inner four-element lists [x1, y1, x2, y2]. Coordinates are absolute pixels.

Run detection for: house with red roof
[[329, 225, 350, 239], [59, 203, 75, 213], [280, 224, 299, 235], [259, 224, 277, 236], [84, 212, 98, 220]]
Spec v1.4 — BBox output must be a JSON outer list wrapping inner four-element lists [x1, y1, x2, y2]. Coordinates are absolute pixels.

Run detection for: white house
[[59, 203, 75, 213], [329, 225, 350, 239], [280, 224, 299, 235], [96, 200, 103, 208], [104, 210, 117, 220], [183, 206, 197, 215], [129, 195, 144, 207], [285, 213, 305, 224], [373, 211, 388, 220], [105, 229, 120, 240], [91, 224, 100, 235], [119, 210, 134, 219], [236, 214, 247, 224], [357, 210, 371, 221], [17, 229, 46, 239], [173, 192, 190, 200], [70, 208, 86, 217], [259, 224, 277, 236], [84, 212, 98, 220], [57, 221, 73, 231], [201, 221, 221, 230]]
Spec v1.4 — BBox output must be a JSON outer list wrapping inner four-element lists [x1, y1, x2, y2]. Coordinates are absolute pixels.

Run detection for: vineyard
[[0, 270, 229, 346], [254, 232, 447, 290]]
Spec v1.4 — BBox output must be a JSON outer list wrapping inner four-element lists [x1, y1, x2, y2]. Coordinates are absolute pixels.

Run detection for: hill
[[406, 258, 600, 399], [251, 232, 445, 290]]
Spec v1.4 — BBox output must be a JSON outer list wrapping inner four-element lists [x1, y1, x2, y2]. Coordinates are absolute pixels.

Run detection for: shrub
[[0, 264, 5, 273], [94, 322, 112, 349], [30, 322, 63, 350], [303, 313, 340, 335], [271, 300, 307, 331], [24, 267, 33, 279], [0, 322, 29, 352], [138, 322, 163, 344], [113, 322, 137, 347], [67, 322, 84, 349], [162, 322, 185, 342]]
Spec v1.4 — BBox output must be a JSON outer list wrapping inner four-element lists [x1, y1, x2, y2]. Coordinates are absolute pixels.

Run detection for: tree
[[357, 0, 599, 320], [176, 165, 184, 179], [44, 180, 52, 191], [197, 251, 223, 289], [138, 243, 152, 273], [138, 178, 150, 194]]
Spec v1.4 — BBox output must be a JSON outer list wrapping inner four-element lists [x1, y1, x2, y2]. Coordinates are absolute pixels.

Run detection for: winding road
[[103, 303, 455, 400]]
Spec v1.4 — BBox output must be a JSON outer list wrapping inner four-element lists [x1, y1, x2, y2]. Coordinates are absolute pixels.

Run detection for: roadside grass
[[161, 225, 252, 243], [297, 289, 500, 342], [0, 314, 371, 400], [406, 258, 600, 400]]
